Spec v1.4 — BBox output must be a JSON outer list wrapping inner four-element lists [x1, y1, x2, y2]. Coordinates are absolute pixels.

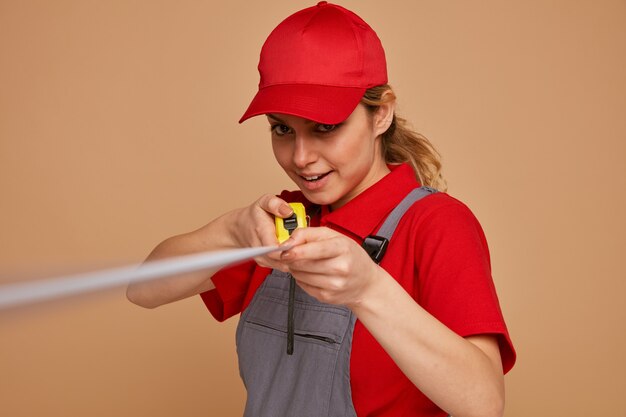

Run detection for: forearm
[[350, 268, 505, 417], [127, 194, 295, 309], [126, 209, 242, 308]]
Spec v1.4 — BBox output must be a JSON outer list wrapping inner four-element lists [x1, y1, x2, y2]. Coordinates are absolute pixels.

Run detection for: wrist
[[347, 264, 390, 314], [208, 208, 246, 248]]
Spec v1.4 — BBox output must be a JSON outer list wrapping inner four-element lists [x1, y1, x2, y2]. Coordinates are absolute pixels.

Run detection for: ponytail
[[361, 85, 447, 192]]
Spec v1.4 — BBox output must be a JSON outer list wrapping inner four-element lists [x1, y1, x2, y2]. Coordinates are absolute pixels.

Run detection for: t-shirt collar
[[320, 163, 420, 240]]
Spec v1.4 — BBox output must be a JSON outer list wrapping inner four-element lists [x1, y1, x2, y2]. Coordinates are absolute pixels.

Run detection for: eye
[[270, 124, 293, 136], [316, 124, 337, 133]]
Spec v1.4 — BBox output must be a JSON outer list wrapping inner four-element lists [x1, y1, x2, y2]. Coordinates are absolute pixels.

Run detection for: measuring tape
[[0, 246, 285, 310], [0, 204, 308, 311]]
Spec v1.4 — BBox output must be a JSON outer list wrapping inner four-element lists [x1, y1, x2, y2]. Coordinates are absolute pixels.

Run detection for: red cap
[[239, 2, 387, 124]]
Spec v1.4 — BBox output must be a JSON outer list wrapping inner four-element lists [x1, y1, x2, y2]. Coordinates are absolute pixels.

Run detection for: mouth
[[300, 171, 331, 182], [297, 170, 333, 191]]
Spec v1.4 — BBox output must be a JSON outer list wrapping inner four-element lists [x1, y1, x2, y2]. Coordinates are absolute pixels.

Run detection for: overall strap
[[362, 186, 438, 264]]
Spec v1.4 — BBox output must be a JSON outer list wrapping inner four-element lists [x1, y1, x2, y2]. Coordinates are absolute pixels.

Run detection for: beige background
[[1, 1, 625, 416]]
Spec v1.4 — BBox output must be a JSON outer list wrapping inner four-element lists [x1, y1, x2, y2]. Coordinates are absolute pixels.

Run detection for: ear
[[372, 90, 396, 137]]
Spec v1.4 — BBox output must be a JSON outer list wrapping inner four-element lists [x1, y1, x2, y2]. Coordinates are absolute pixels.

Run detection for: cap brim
[[239, 84, 366, 125]]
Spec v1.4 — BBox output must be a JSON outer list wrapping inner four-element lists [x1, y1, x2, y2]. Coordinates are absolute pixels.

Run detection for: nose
[[292, 134, 317, 169]]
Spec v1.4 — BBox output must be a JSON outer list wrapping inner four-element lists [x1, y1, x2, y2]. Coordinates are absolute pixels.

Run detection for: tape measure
[[275, 202, 307, 243], [0, 205, 309, 311]]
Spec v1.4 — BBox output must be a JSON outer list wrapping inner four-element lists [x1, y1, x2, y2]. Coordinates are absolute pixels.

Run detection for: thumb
[[257, 194, 293, 218]]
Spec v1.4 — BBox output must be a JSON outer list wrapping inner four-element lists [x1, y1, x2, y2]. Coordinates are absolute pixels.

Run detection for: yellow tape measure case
[[275, 203, 307, 243]]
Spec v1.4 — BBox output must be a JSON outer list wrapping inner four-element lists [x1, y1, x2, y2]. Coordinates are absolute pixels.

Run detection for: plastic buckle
[[283, 214, 298, 234], [362, 235, 389, 264]]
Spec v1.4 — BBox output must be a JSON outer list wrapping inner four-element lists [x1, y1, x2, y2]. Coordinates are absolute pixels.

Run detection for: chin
[[299, 190, 338, 207]]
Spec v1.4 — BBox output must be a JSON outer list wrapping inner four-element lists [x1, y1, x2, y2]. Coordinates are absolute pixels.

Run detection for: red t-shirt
[[201, 163, 516, 416]]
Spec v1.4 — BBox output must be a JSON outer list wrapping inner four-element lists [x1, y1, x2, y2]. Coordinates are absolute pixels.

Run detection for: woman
[[127, 3, 515, 416]]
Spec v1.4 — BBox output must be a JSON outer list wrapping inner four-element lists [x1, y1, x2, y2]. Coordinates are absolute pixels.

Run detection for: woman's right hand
[[232, 193, 294, 271]]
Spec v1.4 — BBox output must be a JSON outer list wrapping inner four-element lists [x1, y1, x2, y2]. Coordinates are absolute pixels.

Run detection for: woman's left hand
[[279, 227, 380, 307]]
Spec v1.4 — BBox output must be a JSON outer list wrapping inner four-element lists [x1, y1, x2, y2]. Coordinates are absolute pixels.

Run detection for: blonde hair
[[361, 85, 447, 192]]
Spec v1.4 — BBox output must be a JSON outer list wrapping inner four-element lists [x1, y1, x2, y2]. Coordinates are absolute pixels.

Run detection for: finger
[[281, 237, 344, 263], [289, 255, 355, 282], [280, 227, 346, 260], [279, 227, 339, 252], [294, 279, 324, 298], [294, 278, 341, 305], [255, 255, 290, 272], [243, 225, 276, 249], [257, 194, 293, 218], [247, 206, 281, 248], [261, 239, 297, 263], [258, 230, 280, 248]]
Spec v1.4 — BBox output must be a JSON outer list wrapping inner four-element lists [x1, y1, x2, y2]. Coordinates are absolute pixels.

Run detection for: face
[[268, 104, 391, 210]]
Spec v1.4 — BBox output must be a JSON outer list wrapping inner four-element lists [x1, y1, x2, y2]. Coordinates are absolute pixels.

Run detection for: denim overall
[[235, 187, 437, 417]]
